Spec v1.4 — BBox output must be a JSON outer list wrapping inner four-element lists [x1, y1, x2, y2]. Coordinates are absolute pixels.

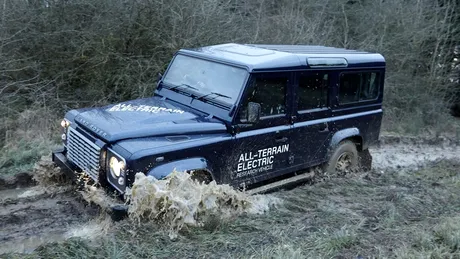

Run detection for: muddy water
[[126, 172, 280, 238], [0, 188, 35, 201]]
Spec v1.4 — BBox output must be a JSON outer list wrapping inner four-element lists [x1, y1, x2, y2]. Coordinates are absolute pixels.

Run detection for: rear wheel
[[323, 140, 358, 176]]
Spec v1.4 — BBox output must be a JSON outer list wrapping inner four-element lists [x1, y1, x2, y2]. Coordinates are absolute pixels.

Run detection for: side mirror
[[247, 102, 261, 123]]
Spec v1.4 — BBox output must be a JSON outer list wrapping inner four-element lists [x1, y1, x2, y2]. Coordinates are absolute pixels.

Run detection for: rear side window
[[298, 73, 328, 111], [339, 72, 380, 104]]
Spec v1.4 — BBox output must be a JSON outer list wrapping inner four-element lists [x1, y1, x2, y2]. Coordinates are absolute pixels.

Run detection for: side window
[[339, 72, 380, 104], [339, 73, 360, 104], [298, 73, 328, 111], [239, 76, 287, 120], [360, 72, 380, 101]]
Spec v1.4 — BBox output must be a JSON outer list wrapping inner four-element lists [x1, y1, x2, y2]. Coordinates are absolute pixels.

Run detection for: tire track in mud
[[1, 136, 459, 255]]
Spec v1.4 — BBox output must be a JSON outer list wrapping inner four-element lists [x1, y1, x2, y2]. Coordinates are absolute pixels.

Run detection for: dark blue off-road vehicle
[[52, 43, 385, 194]]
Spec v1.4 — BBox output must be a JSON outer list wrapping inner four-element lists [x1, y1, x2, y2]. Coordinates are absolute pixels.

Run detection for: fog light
[[61, 134, 66, 140], [118, 177, 125, 185]]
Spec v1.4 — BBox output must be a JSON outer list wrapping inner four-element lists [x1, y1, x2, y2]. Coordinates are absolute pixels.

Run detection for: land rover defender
[[52, 43, 385, 194]]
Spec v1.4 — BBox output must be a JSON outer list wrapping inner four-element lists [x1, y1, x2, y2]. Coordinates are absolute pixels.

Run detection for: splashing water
[[30, 157, 281, 240], [79, 183, 119, 210], [33, 156, 71, 187], [17, 187, 46, 198], [125, 171, 281, 238], [65, 216, 113, 240]]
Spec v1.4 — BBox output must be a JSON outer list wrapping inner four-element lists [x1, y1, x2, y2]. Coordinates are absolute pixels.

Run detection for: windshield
[[162, 55, 247, 106]]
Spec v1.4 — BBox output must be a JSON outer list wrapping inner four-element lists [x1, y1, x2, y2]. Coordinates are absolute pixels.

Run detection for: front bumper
[[52, 147, 129, 221], [51, 147, 78, 181], [52, 147, 126, 193]]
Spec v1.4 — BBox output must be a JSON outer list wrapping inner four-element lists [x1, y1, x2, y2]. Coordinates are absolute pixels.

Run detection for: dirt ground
[[1, 137, 460, 258], [0, 186, 103, 255]]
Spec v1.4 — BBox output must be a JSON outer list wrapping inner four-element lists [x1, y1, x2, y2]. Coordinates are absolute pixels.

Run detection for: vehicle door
[[290, 71, 333, 167], [229, 72, 293, 184]]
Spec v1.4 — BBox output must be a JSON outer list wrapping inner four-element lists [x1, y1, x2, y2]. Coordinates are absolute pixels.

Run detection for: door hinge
[[289, 155, 295, 165]]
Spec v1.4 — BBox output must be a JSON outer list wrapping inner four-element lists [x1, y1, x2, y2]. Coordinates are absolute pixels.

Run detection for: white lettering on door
[[234, 144, 289, 178]]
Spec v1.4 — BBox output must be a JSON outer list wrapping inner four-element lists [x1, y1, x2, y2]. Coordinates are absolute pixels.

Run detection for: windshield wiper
[[169, 83, 199, 91], [197, 92, 232, 101]]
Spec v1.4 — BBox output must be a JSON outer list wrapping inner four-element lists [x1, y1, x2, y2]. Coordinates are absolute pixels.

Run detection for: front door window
[[238, 76, 288, 121]]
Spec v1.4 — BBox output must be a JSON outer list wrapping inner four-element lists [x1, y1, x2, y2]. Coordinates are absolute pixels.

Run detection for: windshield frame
[[160, 54, 249, 110]]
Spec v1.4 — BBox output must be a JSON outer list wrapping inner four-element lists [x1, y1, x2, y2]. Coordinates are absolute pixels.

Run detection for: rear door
[[290, 71, 333, 167], [229, 72, 293, 185]]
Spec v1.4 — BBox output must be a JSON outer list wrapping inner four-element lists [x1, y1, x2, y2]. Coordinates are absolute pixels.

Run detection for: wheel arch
[[329, 128, 363, 153], [146, 157, 214, 180]]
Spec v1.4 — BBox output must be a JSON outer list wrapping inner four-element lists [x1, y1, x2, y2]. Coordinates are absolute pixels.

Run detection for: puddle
[[0, 187, 33, 201], [0, 188, 100, 255], [0, 231, 67, 254], [0, 186, 50, 202], [0, 218, 111, 255]]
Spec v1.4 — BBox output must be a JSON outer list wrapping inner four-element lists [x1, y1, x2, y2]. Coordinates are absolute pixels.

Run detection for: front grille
[[66, 127, 101, 181]]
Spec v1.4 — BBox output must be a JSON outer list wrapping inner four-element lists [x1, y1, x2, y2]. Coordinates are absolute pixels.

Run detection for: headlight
[[109, 156, 125, 178], [61, 119, 70, 128]]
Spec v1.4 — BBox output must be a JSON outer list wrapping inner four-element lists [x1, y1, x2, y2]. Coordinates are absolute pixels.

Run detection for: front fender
[[146, 157, 213, 180]]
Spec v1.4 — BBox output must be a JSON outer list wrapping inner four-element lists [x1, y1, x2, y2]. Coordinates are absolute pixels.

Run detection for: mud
[[0, 172, 35, 191], [0, 136, 459, 255], [370, 142, 460, 170], [0, 186, 101, 254]]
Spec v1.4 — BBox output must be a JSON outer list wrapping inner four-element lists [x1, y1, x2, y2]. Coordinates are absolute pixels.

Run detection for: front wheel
[[323, 140, 358, 176]]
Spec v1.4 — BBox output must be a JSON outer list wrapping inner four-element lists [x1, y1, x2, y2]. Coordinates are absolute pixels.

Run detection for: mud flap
[[358, 149, 372, 171]]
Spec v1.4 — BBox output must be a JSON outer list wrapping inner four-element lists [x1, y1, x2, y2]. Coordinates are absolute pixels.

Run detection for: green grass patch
[[0, 139, 57, 176]]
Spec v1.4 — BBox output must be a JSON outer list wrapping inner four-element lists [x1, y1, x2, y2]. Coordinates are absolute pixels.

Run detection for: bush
[[0, 0, 459, 173]]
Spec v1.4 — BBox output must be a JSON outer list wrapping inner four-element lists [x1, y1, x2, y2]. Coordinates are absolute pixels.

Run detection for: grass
[[0, 108, 61, 177], [5, 159, 460, 259], [0, 139, 57, 176], [381, 111, 460, 139]]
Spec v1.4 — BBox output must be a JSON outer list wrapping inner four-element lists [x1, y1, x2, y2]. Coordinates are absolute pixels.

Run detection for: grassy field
[[6, 159, 459, 259]]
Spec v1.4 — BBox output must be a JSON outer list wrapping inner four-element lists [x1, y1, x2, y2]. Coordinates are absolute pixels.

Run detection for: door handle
[[275, 136, 288, 143]]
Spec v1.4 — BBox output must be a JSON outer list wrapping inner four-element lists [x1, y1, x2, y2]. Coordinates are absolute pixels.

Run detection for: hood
[[72, 97, 227, 142]]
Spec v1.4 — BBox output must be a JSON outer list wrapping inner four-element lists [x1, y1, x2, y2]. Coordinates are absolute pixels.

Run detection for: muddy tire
[[323, 140, 358, 176]]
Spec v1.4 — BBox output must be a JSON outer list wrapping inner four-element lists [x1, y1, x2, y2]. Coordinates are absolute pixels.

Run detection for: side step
[[246, 171, 315, 195]]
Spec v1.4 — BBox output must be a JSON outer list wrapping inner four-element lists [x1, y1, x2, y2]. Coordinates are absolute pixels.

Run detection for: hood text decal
[[107, 104, 184, 114]]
